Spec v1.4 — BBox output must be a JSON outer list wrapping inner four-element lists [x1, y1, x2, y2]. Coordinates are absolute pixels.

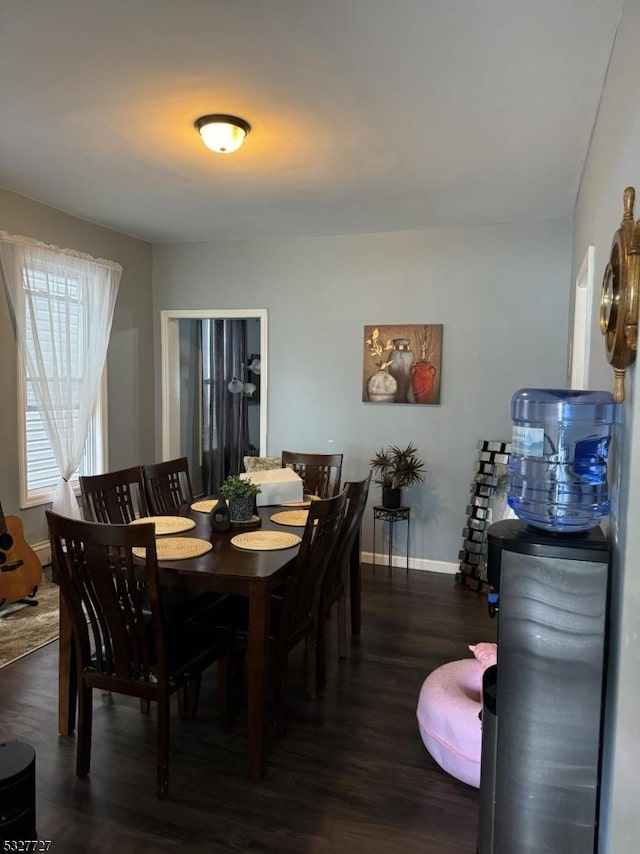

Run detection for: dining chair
[[46, 511, 232, 798], [195, 491, 347, 736], [317, 473, 371, 690], [281, 451, 343, 498], [81, 464, 217, 623], [142, 456, 194, 515], [274, 491, 347, 730], [80, 465, 148, 524]]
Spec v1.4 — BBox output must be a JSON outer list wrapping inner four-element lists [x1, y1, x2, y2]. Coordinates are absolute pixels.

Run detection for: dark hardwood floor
[[0, 565, 496, 853]]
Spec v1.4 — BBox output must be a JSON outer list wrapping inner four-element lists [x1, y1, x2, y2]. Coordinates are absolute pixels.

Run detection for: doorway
[[568, 245, 594, 389], [160, 309, 268, 488]]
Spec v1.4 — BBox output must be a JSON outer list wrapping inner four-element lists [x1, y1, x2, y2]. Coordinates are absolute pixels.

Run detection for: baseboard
[[361, 550, 458, 575]]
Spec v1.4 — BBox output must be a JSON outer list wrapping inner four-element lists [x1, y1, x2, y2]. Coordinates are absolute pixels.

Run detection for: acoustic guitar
[[0, 501, 42, 607]]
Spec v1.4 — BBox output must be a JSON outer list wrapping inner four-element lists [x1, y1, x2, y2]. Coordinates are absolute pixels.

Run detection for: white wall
[[572, 1, 640, 850], [153, 218, 571, 569]]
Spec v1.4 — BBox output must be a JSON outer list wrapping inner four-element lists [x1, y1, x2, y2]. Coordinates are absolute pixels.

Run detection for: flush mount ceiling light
[[194, 114, 251, 153]]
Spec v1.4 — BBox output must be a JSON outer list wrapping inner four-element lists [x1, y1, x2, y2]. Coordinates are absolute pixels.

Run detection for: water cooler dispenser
[[477, 389, 615, 854]]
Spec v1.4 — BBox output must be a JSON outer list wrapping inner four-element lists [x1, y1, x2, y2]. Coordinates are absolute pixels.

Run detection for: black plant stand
[[372, 505, 410, 575]]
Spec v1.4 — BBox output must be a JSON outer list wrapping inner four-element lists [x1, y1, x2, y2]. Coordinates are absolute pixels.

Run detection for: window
[[1, 231, 120, 515], [17, 263, 108, 508]]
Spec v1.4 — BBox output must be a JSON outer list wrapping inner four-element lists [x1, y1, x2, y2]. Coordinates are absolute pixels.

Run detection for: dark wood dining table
[[56, 501, 364, 783]]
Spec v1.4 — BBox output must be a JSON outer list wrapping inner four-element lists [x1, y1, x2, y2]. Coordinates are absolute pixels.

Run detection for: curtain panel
[[0, 232, 121, 516], [201, 318, 250, 495]]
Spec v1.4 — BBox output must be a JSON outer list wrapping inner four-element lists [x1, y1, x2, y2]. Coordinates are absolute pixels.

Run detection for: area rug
[[0, 576, 59, 668]]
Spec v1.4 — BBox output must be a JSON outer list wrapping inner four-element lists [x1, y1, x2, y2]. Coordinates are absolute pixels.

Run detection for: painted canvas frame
[[363, 324, 442, 404]]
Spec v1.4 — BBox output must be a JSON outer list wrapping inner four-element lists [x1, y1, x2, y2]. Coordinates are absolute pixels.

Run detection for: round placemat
[[270, 510, 309, 527], [133, 537, 212, 560], [191, 499, 217, 513], [231, 531, 301, 551], [281, 494, 321, 507], [129, 516, 195, 535]]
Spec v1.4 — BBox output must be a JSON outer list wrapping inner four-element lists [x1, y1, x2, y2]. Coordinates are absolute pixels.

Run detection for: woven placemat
[[191, 499, 217, 513], [281, 494, 321, 507], [270, 510, 309, 527], [129, 516, 195, 535], [231, 531, 301, 551], [133, 537, 212, 561]]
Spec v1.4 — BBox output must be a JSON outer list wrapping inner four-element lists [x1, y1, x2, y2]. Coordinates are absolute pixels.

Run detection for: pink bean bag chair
[[416, 653, 491, 788]]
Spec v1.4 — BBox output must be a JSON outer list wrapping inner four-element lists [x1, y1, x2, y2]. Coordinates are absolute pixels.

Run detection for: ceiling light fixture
[[194, 114, 251, 154]]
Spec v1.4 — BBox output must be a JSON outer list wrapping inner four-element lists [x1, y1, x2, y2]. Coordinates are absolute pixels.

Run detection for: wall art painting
[[363, 324, 443, 405]]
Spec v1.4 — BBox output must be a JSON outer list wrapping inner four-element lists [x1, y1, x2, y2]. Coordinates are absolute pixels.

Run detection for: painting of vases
[[363, 324, 442, 404]]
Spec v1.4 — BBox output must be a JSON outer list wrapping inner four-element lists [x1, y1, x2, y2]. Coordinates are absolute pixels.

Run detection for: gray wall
[[153, 219, 572, 567], [0, 188, 154, 544], [573, 1, 640, 850]]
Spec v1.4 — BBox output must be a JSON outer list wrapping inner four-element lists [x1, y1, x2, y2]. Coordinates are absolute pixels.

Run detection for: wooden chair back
[[316, 474, 371, 687], [322, 473, 371, 614], [281, 451, 343, 498], [269, 490, 347, 733], [281, 491, 347, 653], [80, 465, 149, 524], [143, 457, 194, 515], [47, 512, 164, 697], [46, 510, 230, 797]]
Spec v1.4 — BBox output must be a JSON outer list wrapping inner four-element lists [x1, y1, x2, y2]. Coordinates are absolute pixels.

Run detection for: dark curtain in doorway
[[201, 318, 250, 495]]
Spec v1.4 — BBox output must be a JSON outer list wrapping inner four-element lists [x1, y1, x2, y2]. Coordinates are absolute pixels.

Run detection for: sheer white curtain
[[0, 232, 121, 516]]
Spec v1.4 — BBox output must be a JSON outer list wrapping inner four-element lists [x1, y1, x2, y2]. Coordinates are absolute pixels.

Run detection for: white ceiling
[[0, 0, 624, 243]]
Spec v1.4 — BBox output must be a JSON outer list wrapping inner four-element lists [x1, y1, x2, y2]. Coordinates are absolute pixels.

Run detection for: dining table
[[55, 499, 364, 783]]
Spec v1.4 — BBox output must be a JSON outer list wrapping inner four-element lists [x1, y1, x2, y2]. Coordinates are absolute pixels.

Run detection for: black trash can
[[0, 741, 37, 841], [477, 665, 497, 854]]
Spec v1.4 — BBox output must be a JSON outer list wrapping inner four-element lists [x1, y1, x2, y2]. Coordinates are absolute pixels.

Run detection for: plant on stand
[[219, 474, 261, 522], [370, 443, 426, 509]]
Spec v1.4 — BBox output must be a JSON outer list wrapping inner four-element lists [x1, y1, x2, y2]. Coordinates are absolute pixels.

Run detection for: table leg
[[58, 592, 76, 735], [246, 582, 270, 783], [349, 530, 361, 635], [388, 519, 393, 577]]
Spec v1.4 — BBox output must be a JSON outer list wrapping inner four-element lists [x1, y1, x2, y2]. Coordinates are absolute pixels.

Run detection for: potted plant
[[370, 443, 426, 508], [219, 474, 261, 522]]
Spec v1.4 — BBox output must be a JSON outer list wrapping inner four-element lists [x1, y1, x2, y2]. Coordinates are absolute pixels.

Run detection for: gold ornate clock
[[600, 186, 640, 402]]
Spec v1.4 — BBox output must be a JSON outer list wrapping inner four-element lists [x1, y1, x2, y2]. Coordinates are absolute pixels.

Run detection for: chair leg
[[305, 630, 317, 702], [337, 594, 347, 660], [76, 683, 93, 779], [177, 677, 201, 721], [317, 614, 328, 691], [276, 651, 288, 739], [218, 649, 232, 732], [186, 675, 201, 719], [140, 698, 151, 715], [156, 695, 170, 799], [177, 684, 187, 719], [234, 642, 247, 678]]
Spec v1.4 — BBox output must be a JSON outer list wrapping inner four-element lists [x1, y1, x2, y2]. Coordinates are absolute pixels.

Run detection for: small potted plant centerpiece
[[219, 474, 261, 522], [370, 443, 426, 509]]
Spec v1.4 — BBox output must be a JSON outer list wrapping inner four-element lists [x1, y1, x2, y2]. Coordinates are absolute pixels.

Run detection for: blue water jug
[[507, 388, 618, 533]]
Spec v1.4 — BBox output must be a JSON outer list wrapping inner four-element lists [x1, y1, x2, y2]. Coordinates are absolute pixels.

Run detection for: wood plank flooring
[[0, 565, 496, 853]]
